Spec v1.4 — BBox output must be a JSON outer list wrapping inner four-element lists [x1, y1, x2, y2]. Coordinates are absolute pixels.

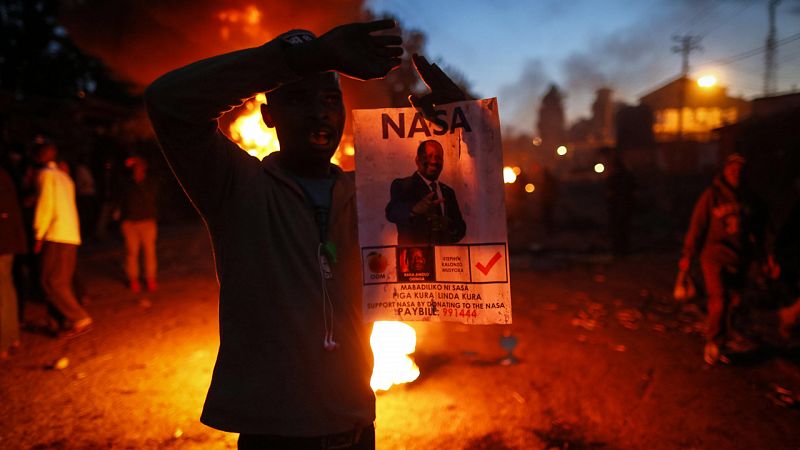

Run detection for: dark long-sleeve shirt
[[682, 176, 766, 267], [119, 177, 158, 221], [145, 38, 374, 435]]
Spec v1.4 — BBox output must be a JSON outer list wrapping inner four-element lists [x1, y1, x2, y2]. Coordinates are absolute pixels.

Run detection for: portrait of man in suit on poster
[[385, 139, 466, 245]]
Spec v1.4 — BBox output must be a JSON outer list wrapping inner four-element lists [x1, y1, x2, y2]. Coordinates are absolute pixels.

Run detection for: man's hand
[[411, 191, 443, 217], [33, 240, 43, 254], [409, 54, 469, 128], [312, 20, 403, 81]]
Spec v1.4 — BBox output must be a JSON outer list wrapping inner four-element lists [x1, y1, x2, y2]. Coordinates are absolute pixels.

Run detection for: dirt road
[[1, 222, 798, 449]]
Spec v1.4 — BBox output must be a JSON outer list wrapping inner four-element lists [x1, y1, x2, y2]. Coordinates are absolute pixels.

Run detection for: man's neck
[[279, 153, 332, 179], [416, 171, 438, 184]]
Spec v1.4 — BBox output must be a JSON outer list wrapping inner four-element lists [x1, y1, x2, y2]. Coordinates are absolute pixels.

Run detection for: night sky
[[368, 0, 800, 133]]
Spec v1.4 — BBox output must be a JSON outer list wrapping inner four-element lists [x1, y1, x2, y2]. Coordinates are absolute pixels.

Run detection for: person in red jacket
[[679, 153, 770, 364]]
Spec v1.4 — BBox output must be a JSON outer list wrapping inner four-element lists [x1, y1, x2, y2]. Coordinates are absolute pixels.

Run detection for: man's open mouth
[[309, 128, 335, 146]]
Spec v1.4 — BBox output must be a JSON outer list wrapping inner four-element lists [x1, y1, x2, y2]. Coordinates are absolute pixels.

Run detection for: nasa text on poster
[[354, 99, 511, 325]]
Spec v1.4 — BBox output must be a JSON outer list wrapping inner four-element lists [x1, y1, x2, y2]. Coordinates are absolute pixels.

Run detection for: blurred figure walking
[[31, 142, 92, 338], [0, 167, 27, 358], [606, 156, 636, 258], [118, 156, 158, 292], [679, 154, 769, 364]]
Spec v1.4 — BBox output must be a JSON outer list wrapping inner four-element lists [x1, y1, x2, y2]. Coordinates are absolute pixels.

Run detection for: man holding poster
[[146, 18, 472, 450], [386, 139, 466, 245]]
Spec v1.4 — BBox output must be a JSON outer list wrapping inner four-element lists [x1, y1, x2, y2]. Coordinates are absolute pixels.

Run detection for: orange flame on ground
[[370, 322, 420, 391], [228, 103, 420, 392]]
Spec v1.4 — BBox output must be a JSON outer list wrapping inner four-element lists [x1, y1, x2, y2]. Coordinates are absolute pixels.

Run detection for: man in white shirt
[[32, 142, 92, 337]]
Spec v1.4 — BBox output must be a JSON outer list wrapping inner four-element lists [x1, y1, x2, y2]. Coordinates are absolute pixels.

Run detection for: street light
[[697, 75, 717, 88], [556, 145, 567, 156], [594, 163, 605, 173]]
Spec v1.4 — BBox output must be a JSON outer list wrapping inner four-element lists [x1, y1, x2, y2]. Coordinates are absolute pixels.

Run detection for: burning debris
[[370, 321, 420, 392]]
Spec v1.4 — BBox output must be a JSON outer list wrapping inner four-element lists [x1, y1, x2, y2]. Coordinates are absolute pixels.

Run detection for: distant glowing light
[[525, 183, 535, 193], [697, 75, 717, 88], [532, 137, 542, 146], [503, 167, 517, 184], [556, 145, 568, 156], [594, 163, 605, 173], [512, 166, 522, 176]]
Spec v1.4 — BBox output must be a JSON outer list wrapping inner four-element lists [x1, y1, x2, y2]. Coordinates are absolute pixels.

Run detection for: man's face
[[723, 162, 743, 188], [410, 249, 426, 272], [416, 141, 444, 180], [36, 145, 57, 164], [262, 73, 345, 166]]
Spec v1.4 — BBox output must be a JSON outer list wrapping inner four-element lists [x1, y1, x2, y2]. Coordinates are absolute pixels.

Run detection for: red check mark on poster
[[475, 252, 502, 275]]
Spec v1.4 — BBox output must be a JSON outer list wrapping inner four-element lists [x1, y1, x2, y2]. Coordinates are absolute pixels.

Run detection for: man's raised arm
[[145, 20, 402, 217]]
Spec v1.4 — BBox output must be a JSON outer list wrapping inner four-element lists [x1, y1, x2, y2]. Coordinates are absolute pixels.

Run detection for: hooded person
[[679, 153, 769, 365]]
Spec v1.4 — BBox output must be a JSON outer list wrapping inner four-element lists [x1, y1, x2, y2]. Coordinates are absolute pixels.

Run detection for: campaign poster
[[353, 98, 511, 325]]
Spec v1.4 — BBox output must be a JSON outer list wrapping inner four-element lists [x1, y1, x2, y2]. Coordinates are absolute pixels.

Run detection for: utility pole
[[671, 35, 702, 139], [672, 34, 703, 76], [764, 0, 781, 95]]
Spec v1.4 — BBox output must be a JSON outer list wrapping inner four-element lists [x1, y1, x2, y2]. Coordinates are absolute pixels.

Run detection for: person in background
[[0, 166, 27, 358], [679, 153, 770, 364], [775, 197, 800, 338], [539, 168, 559, 235], [31, 141, 92, 338], [117, 156, 158, 293], [606, 156, 636, 258], [74, 155, 98, 243]]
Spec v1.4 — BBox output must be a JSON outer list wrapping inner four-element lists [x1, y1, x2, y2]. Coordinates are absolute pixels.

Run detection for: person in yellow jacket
[[32, 142, 92, 338]]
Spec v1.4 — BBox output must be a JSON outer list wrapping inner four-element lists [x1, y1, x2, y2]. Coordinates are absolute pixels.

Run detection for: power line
[[674, 1, 721, 35], [694, 32, 800, 68], [697, 1, 753, 39]]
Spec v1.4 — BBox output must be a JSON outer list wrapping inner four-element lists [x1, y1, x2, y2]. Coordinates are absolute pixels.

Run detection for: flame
[[217, 4, 262, 41], [228, 94, 280, 160], [370, 321, 420, 391], [503, 166, 517, 184]]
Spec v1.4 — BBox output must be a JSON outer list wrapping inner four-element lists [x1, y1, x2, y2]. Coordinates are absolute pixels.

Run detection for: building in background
[[637, 76, 751, 174]]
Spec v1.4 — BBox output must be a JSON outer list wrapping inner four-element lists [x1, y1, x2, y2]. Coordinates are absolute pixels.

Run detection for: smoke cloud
[[497, 59, 549, 136]]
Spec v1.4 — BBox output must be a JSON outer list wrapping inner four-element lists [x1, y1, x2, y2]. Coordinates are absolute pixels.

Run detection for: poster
[[354, 98, 511, 325]]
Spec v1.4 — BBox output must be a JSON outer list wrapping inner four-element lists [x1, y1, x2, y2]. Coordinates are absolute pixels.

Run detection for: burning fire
[[228, 94, 280, 160], [217, 5, 262, 41], [370, 321, 420, 391], [227, 102, 419, 392]]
